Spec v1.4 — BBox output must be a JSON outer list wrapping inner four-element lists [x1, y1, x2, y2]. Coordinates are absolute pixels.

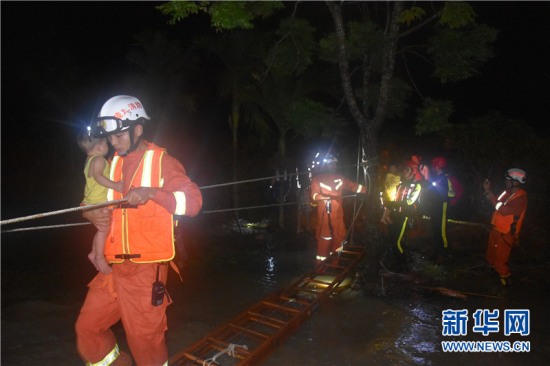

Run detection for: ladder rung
[[305, 278, 333, 285], [248, 311, 287, 327], [260, 301, 301, 314], [278, 295, 312, 306], [321, 263, 346, 269], [228, 322, 270, 340]]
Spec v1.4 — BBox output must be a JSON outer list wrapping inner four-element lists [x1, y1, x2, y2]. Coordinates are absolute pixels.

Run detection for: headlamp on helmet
[[310, 152, 338, 170]]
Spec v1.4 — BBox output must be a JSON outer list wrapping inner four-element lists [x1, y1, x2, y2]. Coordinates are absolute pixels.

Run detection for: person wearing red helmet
[[483, 168, 528, 286]]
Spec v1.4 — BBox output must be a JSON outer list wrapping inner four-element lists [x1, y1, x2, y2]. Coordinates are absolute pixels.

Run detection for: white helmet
[[90, 95, 150, 137], [505, 168, 526, 184]]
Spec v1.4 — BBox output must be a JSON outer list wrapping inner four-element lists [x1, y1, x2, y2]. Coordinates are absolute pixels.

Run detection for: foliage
[[443, 111, 542, 179], [157, 1, 283, 30], [415, 98, 454, 135], [428, 23, 498, 83], [398, 6, 426, 27], [270, 17, 317, 75], [439, 2, 476, 29]]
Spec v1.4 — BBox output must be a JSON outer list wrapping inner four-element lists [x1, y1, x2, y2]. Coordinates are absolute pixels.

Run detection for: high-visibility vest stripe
[[107, 156, 121, 201], [141, 150, 155, 187]]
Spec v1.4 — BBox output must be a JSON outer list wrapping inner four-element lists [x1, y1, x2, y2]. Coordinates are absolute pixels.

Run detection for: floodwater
[[1, 214, 549, 365]]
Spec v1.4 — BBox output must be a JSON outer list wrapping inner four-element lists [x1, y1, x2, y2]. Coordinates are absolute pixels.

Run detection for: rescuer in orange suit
[[310, 154, 366, 263], [76, 95, 203, 366], [483, 168, 527, 287]]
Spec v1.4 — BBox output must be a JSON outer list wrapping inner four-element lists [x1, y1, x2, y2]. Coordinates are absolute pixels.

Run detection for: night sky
[[1, 1, 549, 219]]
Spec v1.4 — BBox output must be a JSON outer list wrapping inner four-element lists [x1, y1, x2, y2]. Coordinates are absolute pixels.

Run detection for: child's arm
[[90, 156, 124, 192]]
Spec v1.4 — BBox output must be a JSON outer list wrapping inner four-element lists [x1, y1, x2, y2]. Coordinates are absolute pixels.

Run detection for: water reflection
[[395, 302, 440, 365], [260, 255, 278, 290]]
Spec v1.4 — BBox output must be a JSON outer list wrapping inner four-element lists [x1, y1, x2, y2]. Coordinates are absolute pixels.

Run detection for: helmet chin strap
[[119, 125, 142, 157]]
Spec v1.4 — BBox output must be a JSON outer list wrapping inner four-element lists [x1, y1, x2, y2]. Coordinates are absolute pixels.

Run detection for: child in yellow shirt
[[77, 134, 123, 274]]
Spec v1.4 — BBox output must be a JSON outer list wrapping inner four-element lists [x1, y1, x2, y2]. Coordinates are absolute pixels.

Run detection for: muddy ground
[[2, 212, 549, 365]]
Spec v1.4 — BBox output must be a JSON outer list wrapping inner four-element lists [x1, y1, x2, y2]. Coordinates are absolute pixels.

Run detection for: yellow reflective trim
[[397, 217, 408, 254], [107, 156, 120, 201], [442, 201, 448, 248], [173, 191, 186, 215], [316, 255, 327, 261], [86, 344, 119, 366], [406, 184, 421, 206], [356, 184, 364, 193], [141, 150, 155, 187]]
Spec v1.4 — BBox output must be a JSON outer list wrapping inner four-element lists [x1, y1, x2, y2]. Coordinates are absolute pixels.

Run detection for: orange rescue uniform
[[486, 188, 527, 280], [75, 142, 202, 366], [310, 173, 366, 261]]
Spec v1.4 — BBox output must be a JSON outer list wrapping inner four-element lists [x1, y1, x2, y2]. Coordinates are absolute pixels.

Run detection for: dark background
[[1, 1, 549, 219]]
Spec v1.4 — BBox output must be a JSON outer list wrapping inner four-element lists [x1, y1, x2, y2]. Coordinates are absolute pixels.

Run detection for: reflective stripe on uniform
[[86, 344, 120, 366], [356, 184, 364, 193], [441, 201, 449, 248], [321, 235, 332, 240], [334, 179, 342, 191], [316, 255, 327, 261], [320, 182, 332, 191], [397, 217, 408, 254], [107, 156, 121, 201], [173, 191, 186, 215], [141, 150, 155, 187]]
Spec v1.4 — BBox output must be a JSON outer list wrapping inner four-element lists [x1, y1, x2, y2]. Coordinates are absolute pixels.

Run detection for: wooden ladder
[[169, 243, 366, 366]]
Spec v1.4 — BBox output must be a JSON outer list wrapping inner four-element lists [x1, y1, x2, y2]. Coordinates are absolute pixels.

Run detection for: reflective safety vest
[[491, 189, 527, 235], [395, 181, 421, 207], [105, 148, 176, 263]]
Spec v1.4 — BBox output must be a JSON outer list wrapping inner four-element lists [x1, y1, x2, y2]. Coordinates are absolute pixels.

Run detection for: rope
[[1, 194, 363, 234], [2, 222, 91, 233], [202, 343, 248, 366], [1, 166, 367, 231], [0, 199, 127, 226]]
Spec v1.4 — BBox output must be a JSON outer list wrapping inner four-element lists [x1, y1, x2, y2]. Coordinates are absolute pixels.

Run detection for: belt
[[114, 254, 141, 259]]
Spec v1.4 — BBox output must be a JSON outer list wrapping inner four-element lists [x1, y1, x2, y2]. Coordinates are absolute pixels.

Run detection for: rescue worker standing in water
[[483, 168, 527, 287], [76, 95, 203, 366], [310, 153, 366, 263]]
